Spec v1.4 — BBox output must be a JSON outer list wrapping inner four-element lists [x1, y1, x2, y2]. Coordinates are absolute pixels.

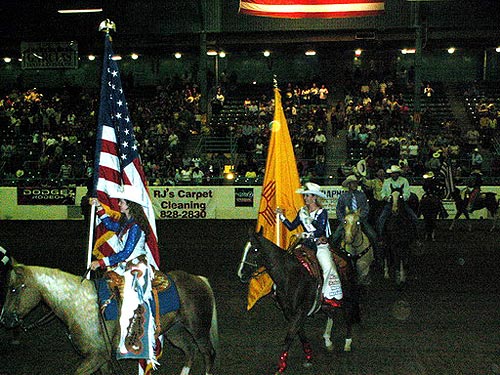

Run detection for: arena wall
[[1, 186, 497, 221]]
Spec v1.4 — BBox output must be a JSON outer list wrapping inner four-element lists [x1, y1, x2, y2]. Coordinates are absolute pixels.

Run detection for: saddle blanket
[[96, 275, 181, 321]]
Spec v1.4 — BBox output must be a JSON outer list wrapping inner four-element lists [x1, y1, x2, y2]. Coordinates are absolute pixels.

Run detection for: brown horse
[[418, 194, 443, 241], [382, 191, 417, 285], [449, 187, 499, 232], [238, 229, 359, 373], [0, 263, 218, 375]]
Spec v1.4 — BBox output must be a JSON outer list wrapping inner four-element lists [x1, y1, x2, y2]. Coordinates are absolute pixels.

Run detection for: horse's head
[[391, 190, 403, 213], [343, 209, 362, 245], [0, 265, 42, 328], [237, 229, 266, 284]]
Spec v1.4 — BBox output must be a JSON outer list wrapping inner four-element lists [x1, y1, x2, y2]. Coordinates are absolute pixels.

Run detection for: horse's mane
[[12, 264, 85, 296]]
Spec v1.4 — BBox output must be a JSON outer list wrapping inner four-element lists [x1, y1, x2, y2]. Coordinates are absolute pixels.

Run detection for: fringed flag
[[239, 0, 385, 19], [440, 160, 454, 199], [247, 86, 304, 310], [92, 32, 162, 375]]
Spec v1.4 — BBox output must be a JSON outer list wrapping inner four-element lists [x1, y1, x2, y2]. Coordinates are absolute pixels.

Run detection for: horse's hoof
[[325, 343, 334, 352], [303, 361, 313, 368], [344, 338, 352, 352]]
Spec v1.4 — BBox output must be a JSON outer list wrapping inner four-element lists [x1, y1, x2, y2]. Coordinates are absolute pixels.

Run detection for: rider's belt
[[315, 236, 328, 244]]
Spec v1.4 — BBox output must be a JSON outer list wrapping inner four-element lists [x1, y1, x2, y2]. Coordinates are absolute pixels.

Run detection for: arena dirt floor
[[0, 219, 499, 375]]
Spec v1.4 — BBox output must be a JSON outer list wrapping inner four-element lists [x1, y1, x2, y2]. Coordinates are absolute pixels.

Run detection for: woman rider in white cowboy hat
[[276, 182, 343, 308]]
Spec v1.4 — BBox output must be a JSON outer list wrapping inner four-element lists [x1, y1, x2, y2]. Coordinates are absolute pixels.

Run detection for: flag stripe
[[440, 161, 454, 199], [239, 0, 384, 18]]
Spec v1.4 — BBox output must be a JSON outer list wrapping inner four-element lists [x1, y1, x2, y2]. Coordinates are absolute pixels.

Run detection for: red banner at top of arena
[[239, 0, 384, 18]]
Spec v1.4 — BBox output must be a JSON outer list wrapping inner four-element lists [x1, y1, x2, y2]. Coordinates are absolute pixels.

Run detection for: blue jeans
[[377, 202, 418, 237]]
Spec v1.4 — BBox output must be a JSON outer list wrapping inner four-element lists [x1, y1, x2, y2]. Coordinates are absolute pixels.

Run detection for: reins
[[20, 308, 58, 332]]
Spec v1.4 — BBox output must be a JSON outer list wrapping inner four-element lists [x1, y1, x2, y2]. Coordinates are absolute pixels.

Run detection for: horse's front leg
[[297, 326, 313, 368], [449, 211, 463, 230], [276, 312, 304, 374]]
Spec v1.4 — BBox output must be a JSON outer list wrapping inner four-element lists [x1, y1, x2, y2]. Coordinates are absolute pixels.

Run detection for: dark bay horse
[[0, 263, 218, 375], [238, 229, 358, 374], [382, 191, 417, 285], [418, 193, 442, 241], [449, 187, 498, 232]]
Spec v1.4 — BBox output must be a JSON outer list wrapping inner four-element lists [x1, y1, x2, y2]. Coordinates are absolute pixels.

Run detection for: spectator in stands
[[426, 150, 442, 174], [212, 86, 225, 115], [192, 166, 204, 185], [423, 83, 434, 99], [470, 148, 483, 170], [319, 84, 329, 104]]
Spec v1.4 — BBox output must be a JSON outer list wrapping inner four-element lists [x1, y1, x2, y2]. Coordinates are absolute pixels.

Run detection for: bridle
[[237, 241, 273, 281], [2, 281, 57, 332], [343, 215, 371, 260]]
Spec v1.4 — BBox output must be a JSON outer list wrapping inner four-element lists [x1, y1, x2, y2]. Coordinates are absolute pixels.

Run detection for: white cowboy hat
[[356, 159, 367, 177], [342, 175, 359, 187], [386, 165, 403, 174], [423, 171, 434, 179], [296, 182, 327, 199], [109, 185, 148, 207]]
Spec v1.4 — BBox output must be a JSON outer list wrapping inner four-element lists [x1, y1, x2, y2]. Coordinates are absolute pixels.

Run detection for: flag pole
[[273, 76, 281, 247], [85, 19, 118, 278], [85, 203, 96, 279]]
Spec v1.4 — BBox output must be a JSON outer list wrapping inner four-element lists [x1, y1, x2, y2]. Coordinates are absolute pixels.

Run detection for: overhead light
[[58, 8, 103, 14], [174, 52, 182, 59], [87, 55, 96, 61], [305, 50, 316, 56], [401, 48, 416, 54], [496, 46, 500, 53], [218, 51, 226, 58], [447, 47, 456, 54], [207, 50, 217, 56], [131, 53, 139, 60], [355, 48, 362, 56], [263, 50, 271, 57], [111, 55, 122, 61], [3, 57, 12, 63]]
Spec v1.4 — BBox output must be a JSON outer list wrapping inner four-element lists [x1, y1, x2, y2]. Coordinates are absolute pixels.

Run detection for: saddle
[[106, 268, 172, 297], [99, 265, 180, 327], [289, 241, 322, 281], [288, 236, 349, 285]]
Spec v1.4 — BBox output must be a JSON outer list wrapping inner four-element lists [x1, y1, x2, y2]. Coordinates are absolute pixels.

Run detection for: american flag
[[440, 161, 454, 199], [92, 32, 161, 375], [92, 33, 160, 269], [239, 0, 385, 18]]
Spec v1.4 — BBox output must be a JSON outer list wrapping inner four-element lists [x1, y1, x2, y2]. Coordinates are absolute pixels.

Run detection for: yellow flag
[[247, 88, 304, 310]]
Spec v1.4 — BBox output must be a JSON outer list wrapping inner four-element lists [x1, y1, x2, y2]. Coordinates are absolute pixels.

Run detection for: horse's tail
[[198, 276, 219, 361]]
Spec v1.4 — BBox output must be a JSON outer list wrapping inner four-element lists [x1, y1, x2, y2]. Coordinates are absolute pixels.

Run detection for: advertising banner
[[151, 187, 216, 219], [17, 186, 76, 205]]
